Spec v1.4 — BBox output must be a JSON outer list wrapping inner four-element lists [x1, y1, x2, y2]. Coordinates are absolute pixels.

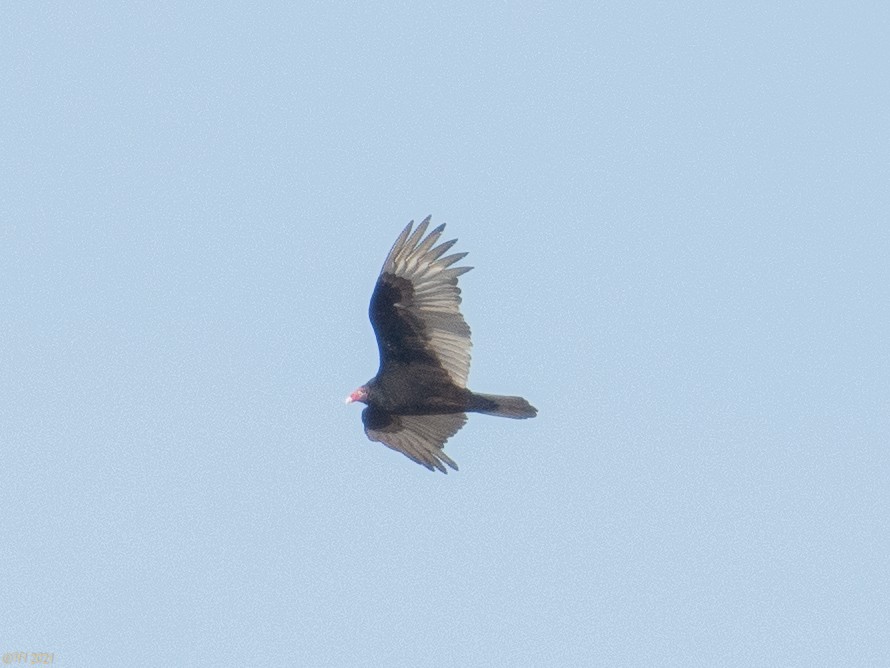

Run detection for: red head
[[345, 385, 369, 405]]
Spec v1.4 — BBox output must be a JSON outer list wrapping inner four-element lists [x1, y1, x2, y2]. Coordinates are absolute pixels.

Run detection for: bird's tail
[[469, 393, 538, 419]]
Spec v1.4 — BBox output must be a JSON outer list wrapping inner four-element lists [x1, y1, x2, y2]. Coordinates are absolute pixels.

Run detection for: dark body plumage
[[348, 217, 537, 473]]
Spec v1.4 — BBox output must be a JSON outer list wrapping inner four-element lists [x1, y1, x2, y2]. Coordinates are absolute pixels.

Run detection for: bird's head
[[345, 385, 369, 405]]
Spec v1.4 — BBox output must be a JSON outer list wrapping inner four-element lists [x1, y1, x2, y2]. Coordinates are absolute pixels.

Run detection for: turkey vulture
[[346, 216, 537, 473]]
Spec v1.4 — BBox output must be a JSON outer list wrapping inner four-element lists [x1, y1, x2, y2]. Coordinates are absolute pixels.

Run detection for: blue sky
[[2, 2, 888, 665]]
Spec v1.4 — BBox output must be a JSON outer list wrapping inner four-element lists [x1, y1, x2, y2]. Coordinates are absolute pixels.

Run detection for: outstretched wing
[[369, 217, 473, 388], [362, 407, 467, 473]]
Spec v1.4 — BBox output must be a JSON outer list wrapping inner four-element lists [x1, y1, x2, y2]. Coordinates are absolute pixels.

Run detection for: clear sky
[[2, 3, 888, 666]]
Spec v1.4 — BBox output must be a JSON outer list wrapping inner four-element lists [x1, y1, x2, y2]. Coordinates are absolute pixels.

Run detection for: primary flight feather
[[346, 216, 537, 473]]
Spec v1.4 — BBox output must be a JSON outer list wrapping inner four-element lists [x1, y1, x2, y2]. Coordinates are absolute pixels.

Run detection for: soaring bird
[[346, 217, 537, 472]]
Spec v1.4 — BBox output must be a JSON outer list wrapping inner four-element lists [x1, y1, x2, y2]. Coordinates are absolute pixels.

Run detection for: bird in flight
[[346, 216, 537, 473]]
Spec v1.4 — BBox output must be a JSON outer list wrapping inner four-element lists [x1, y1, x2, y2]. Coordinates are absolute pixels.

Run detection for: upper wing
[[369, 217, 473, 388], [362, 407, 467, 473]]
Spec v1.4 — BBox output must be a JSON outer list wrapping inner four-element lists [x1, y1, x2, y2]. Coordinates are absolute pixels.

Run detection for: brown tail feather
[[469, 393, 538, 419]]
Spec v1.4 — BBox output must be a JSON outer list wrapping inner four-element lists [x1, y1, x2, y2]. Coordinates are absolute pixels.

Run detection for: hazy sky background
[[3, 3, 888, 665]]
